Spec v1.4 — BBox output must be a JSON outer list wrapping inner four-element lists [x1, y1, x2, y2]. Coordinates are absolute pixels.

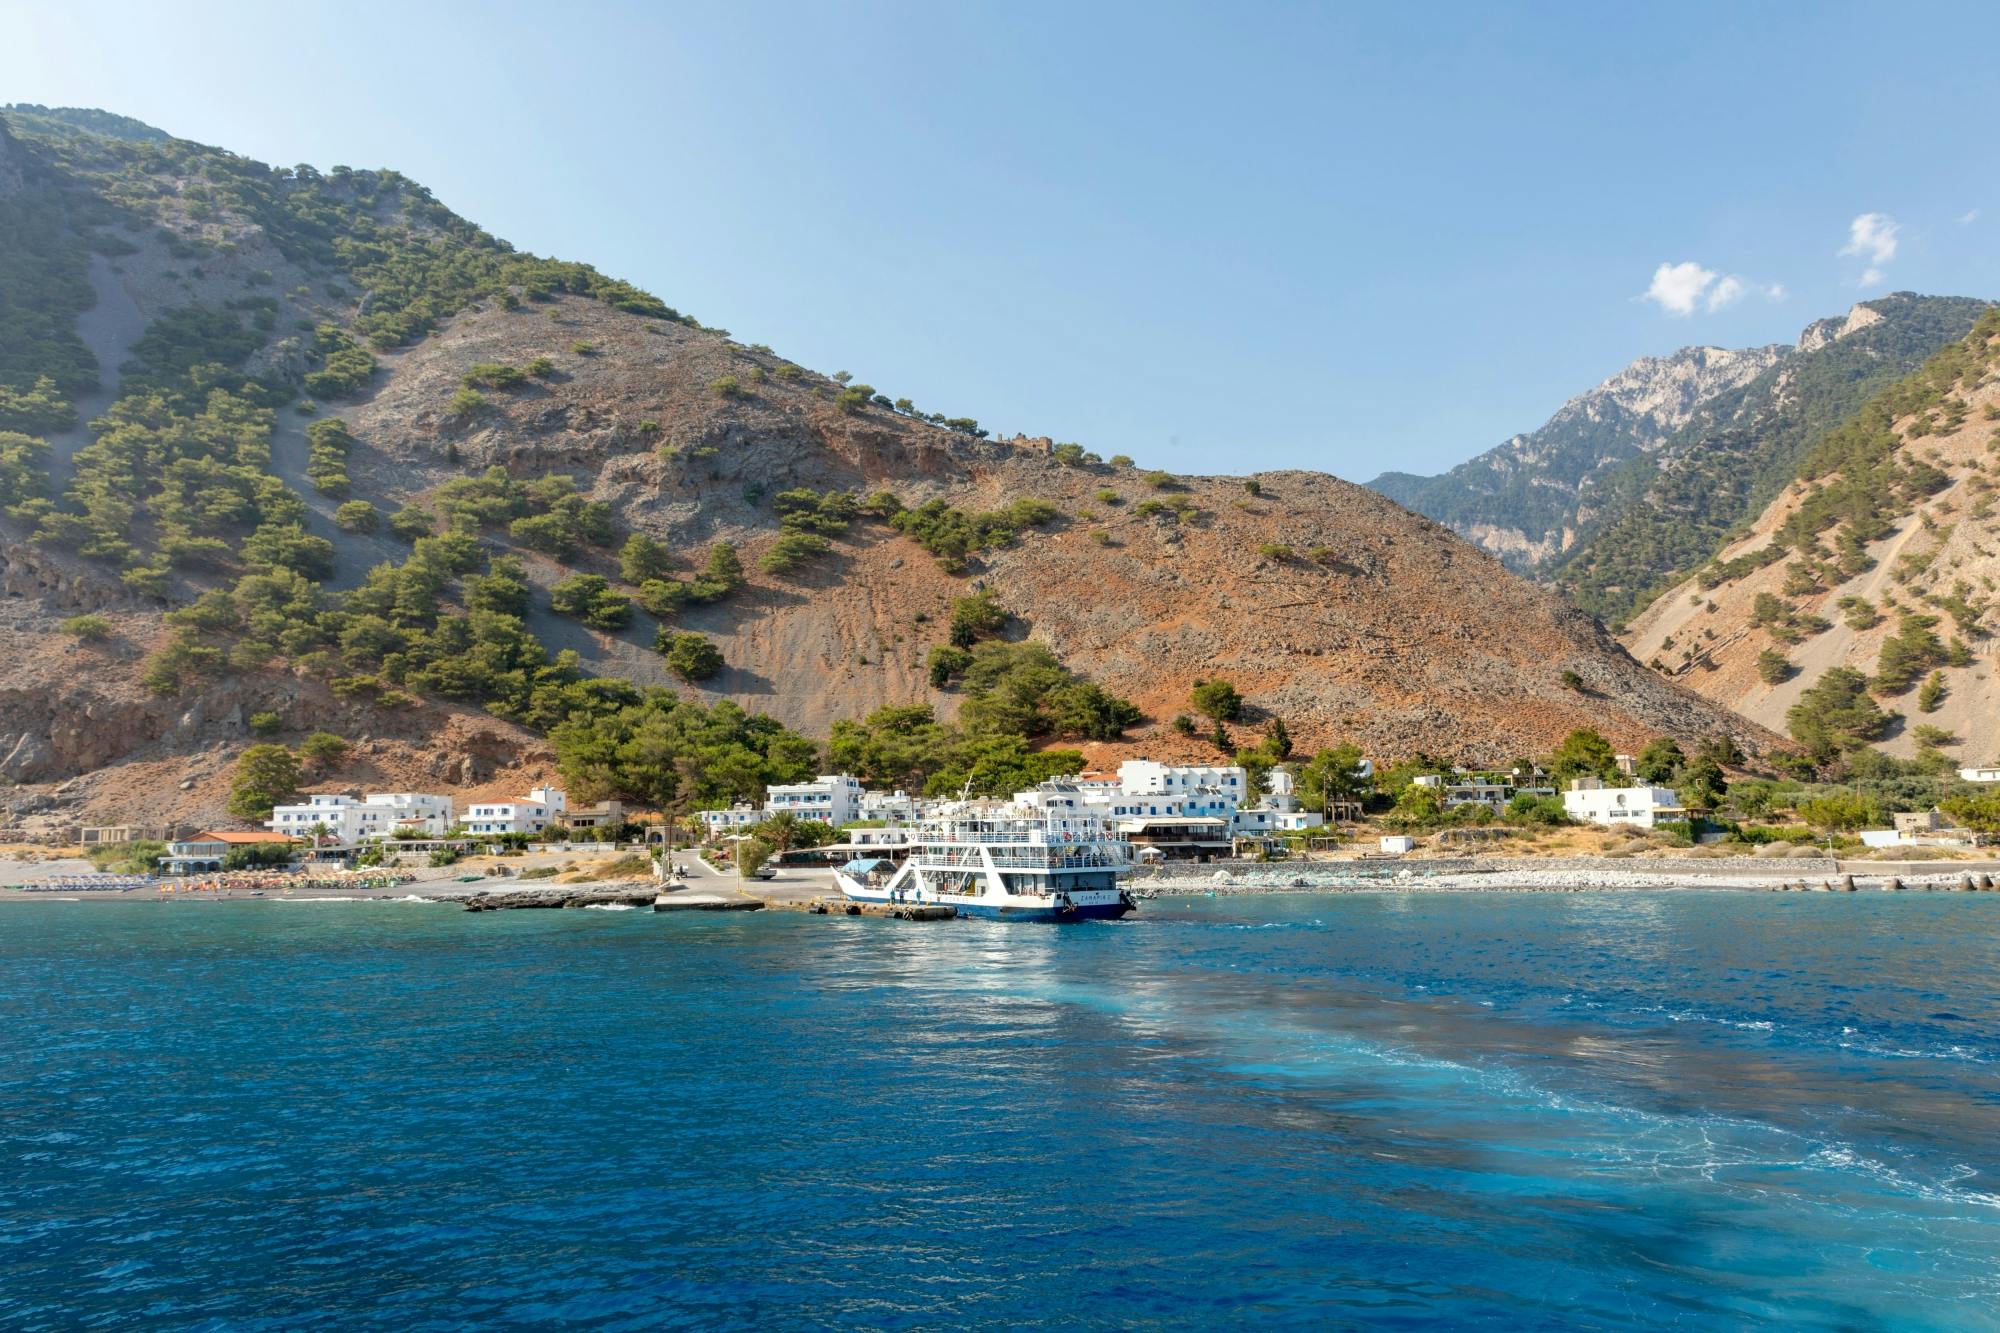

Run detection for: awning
[[841, 858, 893, 874]]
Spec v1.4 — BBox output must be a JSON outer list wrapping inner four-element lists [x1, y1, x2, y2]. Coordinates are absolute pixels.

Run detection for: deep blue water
[[2, 892, 1998, 1330]]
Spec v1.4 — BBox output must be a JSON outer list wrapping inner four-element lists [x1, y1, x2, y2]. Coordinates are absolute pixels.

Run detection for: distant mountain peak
[[1795, 301, 1886, 354], [1568, 341, 1789, 435]]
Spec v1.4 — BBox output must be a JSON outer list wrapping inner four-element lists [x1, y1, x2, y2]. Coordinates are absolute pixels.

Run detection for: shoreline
[[9, 860, 2000, 904]]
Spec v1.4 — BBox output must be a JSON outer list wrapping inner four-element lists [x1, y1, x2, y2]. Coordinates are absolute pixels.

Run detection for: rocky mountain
[[1371, 297, 1991, 618], [1369, 343, 1787, 567], [1552, 295, 1993, 625], [1622, 309, 2000, 768], [0, 109, 1780, 829]]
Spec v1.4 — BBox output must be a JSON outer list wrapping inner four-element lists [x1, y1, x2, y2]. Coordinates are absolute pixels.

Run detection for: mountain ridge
[[1369, 340, 1788, 566], [1369, 295, 1993, 613], [0, 108, 1782, 828]]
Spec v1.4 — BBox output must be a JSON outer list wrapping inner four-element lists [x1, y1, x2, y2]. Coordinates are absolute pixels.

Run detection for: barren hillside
[[1624, 312, 2000, 766], [0, 109, 1782, 829]]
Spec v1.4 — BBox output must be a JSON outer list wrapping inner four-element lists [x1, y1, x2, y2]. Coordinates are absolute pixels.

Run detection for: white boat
[[836, 781, 1136, 921]]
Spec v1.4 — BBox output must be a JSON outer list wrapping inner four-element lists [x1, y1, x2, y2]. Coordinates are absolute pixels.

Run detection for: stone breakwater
[[455, 884, 658, 911]]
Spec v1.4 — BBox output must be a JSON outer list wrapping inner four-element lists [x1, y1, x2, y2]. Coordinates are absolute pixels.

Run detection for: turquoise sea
[[2, 891, 1997, 1330]]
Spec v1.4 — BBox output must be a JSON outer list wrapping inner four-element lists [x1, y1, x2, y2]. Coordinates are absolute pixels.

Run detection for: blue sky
[[4, 1, 1997, 479]]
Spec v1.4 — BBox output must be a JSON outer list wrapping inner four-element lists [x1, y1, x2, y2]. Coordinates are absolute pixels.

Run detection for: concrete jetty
[[652, 888, 763, 912]]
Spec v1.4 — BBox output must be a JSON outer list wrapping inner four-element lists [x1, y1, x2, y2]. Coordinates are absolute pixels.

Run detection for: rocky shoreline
[[1141, 856, 2000, 896]]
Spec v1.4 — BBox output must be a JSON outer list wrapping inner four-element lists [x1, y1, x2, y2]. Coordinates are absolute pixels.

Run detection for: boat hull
[[951, 899, 1133, 922]]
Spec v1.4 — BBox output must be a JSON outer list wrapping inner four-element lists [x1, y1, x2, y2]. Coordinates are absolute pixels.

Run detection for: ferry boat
[[836, 781, 1137, 921]]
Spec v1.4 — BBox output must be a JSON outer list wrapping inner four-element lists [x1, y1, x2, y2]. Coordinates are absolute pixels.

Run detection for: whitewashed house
[[700, 803, 763, 838], [1117, 760, 1248, 806], [1562, 778, 1686, 829], [465, 786, 568, 836], [1413, 772, 1514, 812], [363, 792, 456, 838], [1233, 769, 1327, 834], [763, 774, 865, 827], [1959, 767, 2000, 784], [268, 794, 390, 845]]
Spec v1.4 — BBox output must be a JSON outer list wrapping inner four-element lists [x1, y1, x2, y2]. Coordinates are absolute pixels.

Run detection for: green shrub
[[228, 743, 300, 819], [758, 530, 831, 574], [525, 356, 557, 378], [948, 589, 1008, 647], [302, 324, 377, 398], [928, 644, 973, 687], [711, 375, 744, 399], [388, 506, 434, 541], [298, 731, 349, 768], [889, 497, 1060, 569], [1190, 678, 1243, 723], [462, 362, 526, 390], [619, 532, 675, 584], [658, 630, 724, 682], [304, 418, 354, 496], [1917, 671, 1946, 713], [1756, 648, 1793, 685], [447, 388, 488, 417], [59, 613, 112, 641], [1256, 542, 1292, 562], [334, 499, 379, 533], [549, 574, 631, 630], [1787, 666, 1892, 762]]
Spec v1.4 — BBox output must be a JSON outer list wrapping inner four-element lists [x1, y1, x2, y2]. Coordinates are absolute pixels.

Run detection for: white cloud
[[1641, 262, 1772, 317], [1705, 275, 1745, 312], [1643, 261, 1718, 317], [1960, 210, 1980, 225], [1840, 212, 1899, 267], [1860, 267, 1886, 287]]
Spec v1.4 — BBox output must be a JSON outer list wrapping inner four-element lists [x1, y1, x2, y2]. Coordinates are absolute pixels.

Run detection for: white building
[[1413, 773, 1513, 812], [1233, 769, 1327, 834], [268, 794, 391, 845], [363, 792, 455, 838], [700, 803, 763, 838], [1116, 760, 1248, 806], [465, 786, 568, 837], [858, 789, 922, 825], [1562, 779, 1686, 829], [1959, 767, 2000, 784], [764, 774, 865, 827]]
